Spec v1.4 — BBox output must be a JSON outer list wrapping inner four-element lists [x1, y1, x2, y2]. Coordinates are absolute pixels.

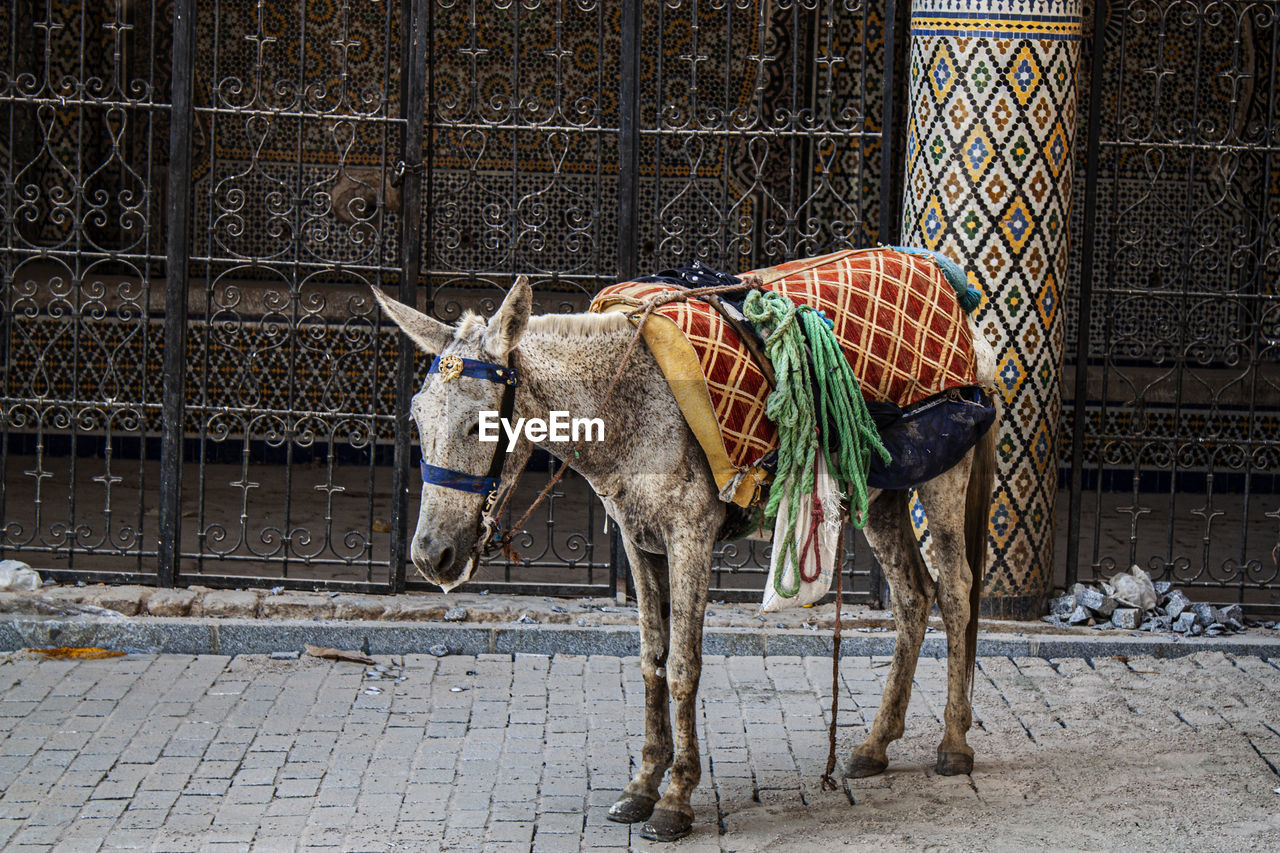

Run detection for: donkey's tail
[[963, 412, 997, 693]]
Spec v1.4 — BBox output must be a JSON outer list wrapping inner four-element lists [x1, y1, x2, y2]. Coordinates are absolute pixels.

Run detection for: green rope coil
[[744, 290, 891, 599], [743, 290, 816, 598], [798, 308, 891, 522]]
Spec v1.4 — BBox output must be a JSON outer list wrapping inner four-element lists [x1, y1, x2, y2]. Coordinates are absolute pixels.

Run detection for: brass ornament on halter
[[438, 354, 464, 383]]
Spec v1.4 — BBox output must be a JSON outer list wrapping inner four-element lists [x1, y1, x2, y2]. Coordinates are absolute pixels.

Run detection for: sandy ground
[[684, 654, 1280, 852]]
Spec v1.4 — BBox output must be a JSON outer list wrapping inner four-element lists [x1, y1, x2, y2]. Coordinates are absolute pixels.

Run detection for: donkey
[[373, 276, 997, 841]]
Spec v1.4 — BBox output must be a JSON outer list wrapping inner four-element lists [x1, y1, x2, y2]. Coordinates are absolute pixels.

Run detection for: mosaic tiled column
[[901, 0, 1082, 618]]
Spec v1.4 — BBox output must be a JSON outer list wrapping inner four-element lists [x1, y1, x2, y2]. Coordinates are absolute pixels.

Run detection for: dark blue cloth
[[636, 259, 743, 291], [865, 387, 996, 490]]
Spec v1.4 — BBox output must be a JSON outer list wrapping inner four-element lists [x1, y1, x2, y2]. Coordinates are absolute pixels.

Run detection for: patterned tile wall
[[900, 0, 1083, 611]]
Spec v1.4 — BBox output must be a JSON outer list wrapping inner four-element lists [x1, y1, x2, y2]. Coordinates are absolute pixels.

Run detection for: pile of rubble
[[1044, 565, 1258, 636]]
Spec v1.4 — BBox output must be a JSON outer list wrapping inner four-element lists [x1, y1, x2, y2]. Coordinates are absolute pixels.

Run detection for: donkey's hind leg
[[608, 542, 672, 824], [916, 452, 978, 776], [845, 489, 936, 778]]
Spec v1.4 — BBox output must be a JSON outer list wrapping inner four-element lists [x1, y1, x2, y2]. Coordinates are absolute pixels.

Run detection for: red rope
[[798, 488, 825, 583]]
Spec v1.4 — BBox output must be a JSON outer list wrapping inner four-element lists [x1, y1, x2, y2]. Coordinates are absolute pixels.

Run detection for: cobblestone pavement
[[0, 650, 1277, 852]]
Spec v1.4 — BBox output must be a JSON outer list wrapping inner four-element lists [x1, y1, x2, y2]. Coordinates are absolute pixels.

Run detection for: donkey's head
[[371, 279, 533, 590]]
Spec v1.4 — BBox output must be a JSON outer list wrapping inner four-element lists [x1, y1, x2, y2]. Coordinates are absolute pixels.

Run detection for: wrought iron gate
[[1064, 0, 1280, 616], [1, 0, 893, 601], [4, 0, 1276, 612]]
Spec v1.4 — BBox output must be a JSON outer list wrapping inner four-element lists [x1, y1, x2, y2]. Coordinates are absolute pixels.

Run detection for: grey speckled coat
[[374, 278, 999, 842]]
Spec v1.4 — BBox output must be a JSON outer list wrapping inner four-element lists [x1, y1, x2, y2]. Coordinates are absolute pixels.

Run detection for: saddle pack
[[589, 247, 996, 507]]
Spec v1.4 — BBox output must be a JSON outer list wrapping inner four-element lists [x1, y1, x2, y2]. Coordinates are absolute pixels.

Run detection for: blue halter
[[426, 354, 519, 386], [419, 353, 520, 501]]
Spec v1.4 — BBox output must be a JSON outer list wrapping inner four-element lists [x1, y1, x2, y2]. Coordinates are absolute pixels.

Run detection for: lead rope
[[821, 511, 847, 792], [489, 277, 765, 563]]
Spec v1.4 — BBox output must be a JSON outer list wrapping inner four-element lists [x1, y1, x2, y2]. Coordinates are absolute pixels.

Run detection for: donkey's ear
[[369, 286, 453, 354], [484, 275, 533, 357]]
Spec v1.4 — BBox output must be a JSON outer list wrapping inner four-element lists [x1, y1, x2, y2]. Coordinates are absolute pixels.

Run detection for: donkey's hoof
[[607, 793, 657, 824], [639, 809, 693, 842], [935, 751, 974, 776], [842, 754, 888, 779]]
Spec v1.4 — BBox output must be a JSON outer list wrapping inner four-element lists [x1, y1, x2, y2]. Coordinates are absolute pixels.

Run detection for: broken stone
[[1067, 605, 1092, 625], [1111, 608, 1142, 630], [1190, 623, 1204, 636], [443, 607, 468, 622], [1218, 604, 1244, 625], [1050, 594, 1077, 618], [1172, 612, 1195, 633], [268, 650, 300, 660], [1164, 590, 1191, 620], [1153, 581, 1173, 596], [1076, 587, 1117, 618], [428, 644, 448, 657], [1190, 602, 1216, 628]]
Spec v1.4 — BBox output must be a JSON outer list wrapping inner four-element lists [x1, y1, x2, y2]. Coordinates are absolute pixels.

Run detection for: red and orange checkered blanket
[[589, 247, 980, 506]]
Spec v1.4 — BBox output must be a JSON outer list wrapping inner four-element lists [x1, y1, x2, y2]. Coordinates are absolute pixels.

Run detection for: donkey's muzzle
[[411, 535, 458, 587]]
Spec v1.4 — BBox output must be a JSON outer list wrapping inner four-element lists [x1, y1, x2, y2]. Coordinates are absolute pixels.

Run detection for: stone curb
[[2, 615, 1278, 660]]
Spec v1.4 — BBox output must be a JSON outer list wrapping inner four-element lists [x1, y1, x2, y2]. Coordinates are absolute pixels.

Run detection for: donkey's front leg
[[608, 542, 672, 824], [640, 532, 713, 842]]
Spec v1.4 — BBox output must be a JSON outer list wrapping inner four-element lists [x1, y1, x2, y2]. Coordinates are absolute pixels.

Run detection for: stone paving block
[[274, 778, 320, 798], [144, 588, 198, 617], [0, 649, 1274, 850], [195, 590, 260, 619], [305, 805, 356, 829], [114, 807, 167, 830], [11, 823, 71, 845], [330, 594, 388, 621], [183, 777, 230, 796]]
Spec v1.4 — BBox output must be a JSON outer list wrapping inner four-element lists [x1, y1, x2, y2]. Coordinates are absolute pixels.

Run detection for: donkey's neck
[[510, 315, 681, 491]]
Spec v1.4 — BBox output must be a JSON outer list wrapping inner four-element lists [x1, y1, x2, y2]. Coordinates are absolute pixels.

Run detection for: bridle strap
[[419, 462, 499, 495], [416, 352, 520, 572], [418, 352, 517, 514], [427, 354, 519, 386]]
